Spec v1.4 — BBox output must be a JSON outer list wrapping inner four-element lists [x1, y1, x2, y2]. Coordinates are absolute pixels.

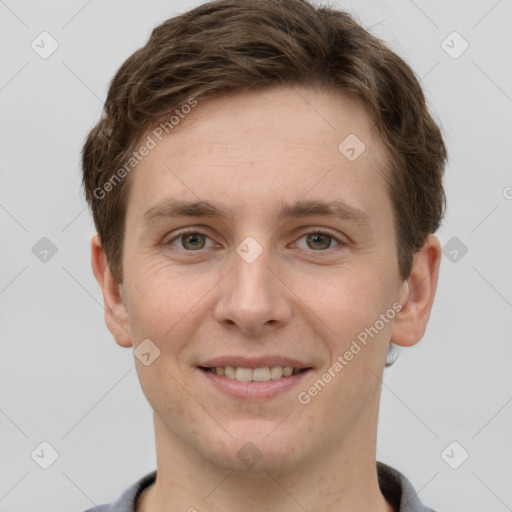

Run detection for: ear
[[391, 235, 441, 347], [90, 233, 133, 348]]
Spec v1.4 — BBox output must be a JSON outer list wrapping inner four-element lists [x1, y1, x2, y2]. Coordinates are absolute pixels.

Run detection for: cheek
[[292, 264, 395, 368], [294, 264, 382, 330], [123, 256, 217, 346], [124, 258, 179, 336]]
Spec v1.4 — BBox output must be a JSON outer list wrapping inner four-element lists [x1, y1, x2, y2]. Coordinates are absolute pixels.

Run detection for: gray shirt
[[84, 462, 436, 512]]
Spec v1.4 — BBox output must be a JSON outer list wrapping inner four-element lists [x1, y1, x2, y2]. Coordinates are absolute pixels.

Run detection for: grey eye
[[304, 233, 336, 250], [180, 233, 207, 250]]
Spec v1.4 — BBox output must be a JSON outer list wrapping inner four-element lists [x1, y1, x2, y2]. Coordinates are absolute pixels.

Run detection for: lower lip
[[198, 368, 313, 400]]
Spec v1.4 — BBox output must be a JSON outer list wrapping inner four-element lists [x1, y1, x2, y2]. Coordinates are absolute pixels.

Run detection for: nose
[[213, 246, 292, 335]]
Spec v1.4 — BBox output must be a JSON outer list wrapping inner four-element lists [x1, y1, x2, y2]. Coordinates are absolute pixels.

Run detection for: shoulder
[[377, 461, 438, 512], [82, 470, 157, 512]]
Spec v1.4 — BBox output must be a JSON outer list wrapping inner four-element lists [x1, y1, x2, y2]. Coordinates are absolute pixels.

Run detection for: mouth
[[198, 365, 309, 381], [197, 365, 313, 400]]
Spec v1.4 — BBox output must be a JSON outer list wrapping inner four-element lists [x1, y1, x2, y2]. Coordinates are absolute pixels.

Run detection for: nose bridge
[[213, 237, 291, 333], [233, 243, 273, 294]]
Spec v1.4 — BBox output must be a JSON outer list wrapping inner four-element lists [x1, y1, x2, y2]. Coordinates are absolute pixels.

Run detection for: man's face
[[118, 86, 408, 471]]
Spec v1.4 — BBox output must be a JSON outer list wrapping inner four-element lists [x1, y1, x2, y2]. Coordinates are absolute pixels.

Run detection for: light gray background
[[1, 1, 511, 511]]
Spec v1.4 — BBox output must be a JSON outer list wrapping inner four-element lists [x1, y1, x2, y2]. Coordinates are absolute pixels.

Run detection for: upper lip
[[198, 356, 312, 369]]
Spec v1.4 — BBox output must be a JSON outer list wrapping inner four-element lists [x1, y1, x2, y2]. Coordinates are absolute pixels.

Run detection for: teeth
[[282, 366, 293, 377], [208, 365, 304, 382], [235, 367, 253, 382], [251, 367, 270, 382], [270, 366, 283, 379], [224, 366, 235, 379]]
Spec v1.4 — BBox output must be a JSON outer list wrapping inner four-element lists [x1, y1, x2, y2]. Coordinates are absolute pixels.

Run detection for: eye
[[295, 231, 342, 251], [164, 229, 344, 252], [166, 231, 215, 251]]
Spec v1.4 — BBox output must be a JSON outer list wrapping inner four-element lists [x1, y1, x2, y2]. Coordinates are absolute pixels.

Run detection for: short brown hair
[[82, 0, 447, 283]]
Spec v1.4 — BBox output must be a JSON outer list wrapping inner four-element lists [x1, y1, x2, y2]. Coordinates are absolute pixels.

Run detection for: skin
[[92, 86, 441, 512]]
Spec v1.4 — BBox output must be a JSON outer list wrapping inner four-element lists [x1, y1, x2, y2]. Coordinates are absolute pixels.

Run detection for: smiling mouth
[[198, 365, 311, 382]]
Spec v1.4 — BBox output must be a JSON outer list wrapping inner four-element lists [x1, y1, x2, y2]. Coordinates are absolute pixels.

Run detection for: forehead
[[146, 86, 382, 159], [126, 86, 391, 227]]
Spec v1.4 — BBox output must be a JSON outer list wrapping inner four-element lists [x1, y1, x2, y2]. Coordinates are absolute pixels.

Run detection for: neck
[[137, 402, 395, 512]]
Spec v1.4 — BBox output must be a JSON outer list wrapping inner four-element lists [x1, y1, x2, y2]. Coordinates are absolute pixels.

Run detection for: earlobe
[[390, 235, 442, 348], [90, 234, 133, 348]]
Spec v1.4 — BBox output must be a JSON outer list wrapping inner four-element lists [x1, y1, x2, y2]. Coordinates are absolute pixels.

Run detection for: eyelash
[[164, 228, 346, 252]]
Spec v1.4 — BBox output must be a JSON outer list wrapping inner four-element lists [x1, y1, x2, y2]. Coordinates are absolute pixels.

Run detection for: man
[[82, 0, 447, 510]]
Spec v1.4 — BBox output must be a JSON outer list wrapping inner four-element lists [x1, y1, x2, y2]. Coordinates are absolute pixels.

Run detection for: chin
[[201, 421, 306, 473]]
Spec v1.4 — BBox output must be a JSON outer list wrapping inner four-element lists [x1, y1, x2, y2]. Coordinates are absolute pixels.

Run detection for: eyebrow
[[143, 198, 372, 229]]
